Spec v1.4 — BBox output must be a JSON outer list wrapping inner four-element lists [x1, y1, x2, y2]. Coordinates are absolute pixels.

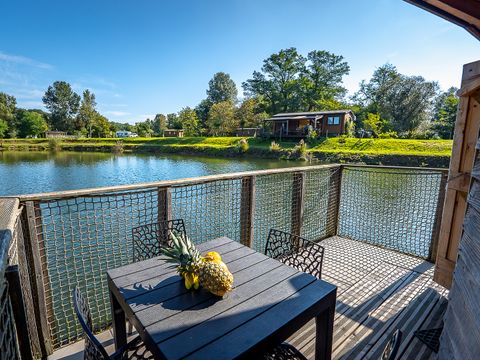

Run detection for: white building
[[116, 131, 138, 138]]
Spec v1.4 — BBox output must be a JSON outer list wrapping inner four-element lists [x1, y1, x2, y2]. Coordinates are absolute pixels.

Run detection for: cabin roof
[[265, 110, 354, 122]]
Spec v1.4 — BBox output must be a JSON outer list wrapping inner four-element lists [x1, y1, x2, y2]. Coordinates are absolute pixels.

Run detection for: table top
[[107, 237, 337, 359]]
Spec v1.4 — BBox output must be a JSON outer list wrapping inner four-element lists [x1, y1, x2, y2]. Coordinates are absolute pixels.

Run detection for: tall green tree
[[42, 81, 81, 132], [135, 119, 153, 137], [243, 48, 305, 114], [353, 64, 438, 134], [90, 114, 111, 137], [177, 107, 199, 136], [0, 92, 17, 137], [301, 50, 350, 111], [17, 110, 49, 138], [206, 101, 237, 136], [0, 120, 8, 138], [432, 87, 459, 139], [167, 113, 180, 129], [152, 114, 167, 136], [235, 98, 268, 128], [77, 90, 97, 136], [207, 72, 238, 104], [195, 99, 213, 127]]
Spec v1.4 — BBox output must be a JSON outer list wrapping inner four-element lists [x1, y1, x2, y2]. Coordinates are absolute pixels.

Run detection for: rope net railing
[[338, 166, 444, 259], [17, 164, 446, 349]]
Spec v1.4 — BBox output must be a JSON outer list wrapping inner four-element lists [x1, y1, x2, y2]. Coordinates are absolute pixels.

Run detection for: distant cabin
[[164, 129, 184, 137], [264, 110, 355, 138], [116, 131, 138, 138], [45, 131, 68, 138], [236, 128, 261, 137]]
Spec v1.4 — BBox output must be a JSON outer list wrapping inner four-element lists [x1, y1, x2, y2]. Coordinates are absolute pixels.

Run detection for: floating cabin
[[264, 110, 355, 138], [163, 129, 184, 137]]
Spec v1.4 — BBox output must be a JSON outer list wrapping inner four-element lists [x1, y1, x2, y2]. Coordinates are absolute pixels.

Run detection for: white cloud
[[14, 89, 44, 99], [104, 110, 130, 116], [0, 51, 52, 69]]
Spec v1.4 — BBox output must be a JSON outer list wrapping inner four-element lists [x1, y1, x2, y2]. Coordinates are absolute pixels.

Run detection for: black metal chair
[[264, 228, 325, 279], [381, 329, 402, 360], [264, 342, 308, 360], [132, 219, 187, 262], [72, 287, 152, 360]]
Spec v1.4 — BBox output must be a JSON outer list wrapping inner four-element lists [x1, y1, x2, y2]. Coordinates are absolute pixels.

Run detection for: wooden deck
[[289, 236, 448, 360], [49, 236, 447, 360]]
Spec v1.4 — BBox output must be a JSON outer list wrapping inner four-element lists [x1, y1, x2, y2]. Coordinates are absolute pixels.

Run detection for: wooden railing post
[[240, 176, 256, 248], [291, 172, 306, 237], [22, 201, 53, 356], [326, 165, 343, 237], [429, 170, 448, 262], [6, 265, 33, 360], [158, 187, 172, 243]]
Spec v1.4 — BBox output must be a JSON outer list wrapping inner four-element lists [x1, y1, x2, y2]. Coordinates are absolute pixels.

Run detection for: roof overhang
[[404, 0, 480, 40]]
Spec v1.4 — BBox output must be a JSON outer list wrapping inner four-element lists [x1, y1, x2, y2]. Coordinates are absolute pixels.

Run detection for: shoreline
[[0, 137, 452, 168]]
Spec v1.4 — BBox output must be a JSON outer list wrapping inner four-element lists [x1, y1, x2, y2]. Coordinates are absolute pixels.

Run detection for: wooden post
[[158, 187, 172, 244], [326, 165, 343, 237], [434, 60, 480, 288], [429, 171, 448, 263], [6, 265, 33, 360], [240, 176, 256, 248], [23, 201, 53, 355], [291, 172, 306, 237]]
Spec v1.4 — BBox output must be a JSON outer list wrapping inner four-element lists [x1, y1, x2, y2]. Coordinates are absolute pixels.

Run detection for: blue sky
[[1, 0, 478, 124]]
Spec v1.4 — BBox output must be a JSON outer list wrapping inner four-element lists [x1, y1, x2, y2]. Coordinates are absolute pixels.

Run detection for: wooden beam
[[240, 176, 256, 248]]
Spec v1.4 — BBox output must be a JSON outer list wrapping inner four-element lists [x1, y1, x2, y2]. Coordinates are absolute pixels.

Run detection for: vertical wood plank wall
[[438, 60, 480, 359], [434, 60, 480, 288]]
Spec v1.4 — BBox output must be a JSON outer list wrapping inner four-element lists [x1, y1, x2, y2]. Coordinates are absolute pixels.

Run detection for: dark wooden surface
[[108, 237, 337, 360]]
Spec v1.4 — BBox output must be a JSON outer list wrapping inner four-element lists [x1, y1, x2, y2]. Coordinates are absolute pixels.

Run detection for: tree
[[17, 110, 48, 137], [301, 50, 350, 111], [42, 81, 81, 132], [432, 87, 459, 139], [167, 113, 180, 129], [243, 48, 305, 114], [77, 90, 97, 137], [0, 92, 17, 137], [207, 72, 238, 104], [352, 64, 438, 134], [90, 114, 111, 138], [177, 107, 199, 136], [195, 99, 213, 127], [206, 101, 237, 136], [362, 113, 384, 135], [0, 120, 8, 138], [236, 98, 268, 128], [135, 120, 153, 137], [152, 114, 167, 136]]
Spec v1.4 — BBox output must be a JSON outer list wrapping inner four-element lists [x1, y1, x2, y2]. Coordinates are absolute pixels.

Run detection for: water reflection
[[0, 151, 302, 196]]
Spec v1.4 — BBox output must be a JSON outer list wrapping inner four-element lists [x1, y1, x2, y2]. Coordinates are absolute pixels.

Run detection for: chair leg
[[127, 320, 133, 335]]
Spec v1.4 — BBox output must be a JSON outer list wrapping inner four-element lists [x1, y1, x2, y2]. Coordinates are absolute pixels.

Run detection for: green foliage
[[0, 92, 16, 137], [353, 64, 438, 134], [177, 107, 199, 136], [207, 72, 238, 104], [195, 99, 213, 127], [134, 120, 153, 137], [76, 90, 97, 136], [377, 131, 398, 139], [269, 141, 281, 152], [237, 138, 249, 153], [243, 48, 350, 114], [0, 119, 8, 138], [167, 113, 180, 129], [306, 129, 318, 144], [48, 138, 62, 151], [206, 101, 238, 136], [42, 81, 81, 132], [345, 119, 355, 137], [18, 111, 48, 137], [291, 139, 308, 160], [431, 87, 459, 139], [363, 113, 384, 134], [152, 114, 167, 136]]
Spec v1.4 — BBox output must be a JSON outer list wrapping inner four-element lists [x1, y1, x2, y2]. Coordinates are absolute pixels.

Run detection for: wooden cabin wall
[[438, 60, 480, 359], [434, 60, 480, 288]]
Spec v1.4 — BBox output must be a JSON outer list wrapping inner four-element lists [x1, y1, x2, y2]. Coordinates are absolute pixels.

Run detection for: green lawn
[[1, 136, 453, 157]]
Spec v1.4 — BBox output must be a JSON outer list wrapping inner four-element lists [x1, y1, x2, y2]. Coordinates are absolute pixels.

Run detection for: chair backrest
[[381, 329, 402, 360], [72, 287, 110, 360], [265, 229, 325, 279], [132, 219, 187, 262]]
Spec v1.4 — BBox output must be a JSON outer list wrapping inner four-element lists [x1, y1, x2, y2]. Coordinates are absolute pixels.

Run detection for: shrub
[[48, 138, 62, 151], [269, 141, 281, 152], [112, 140, 124, 154], [377, 131, 398, 139], [290, 139, 309, 161], [337, 134, 348, 143], [306, 130, 318, 145], [237, 138, 249, 153]]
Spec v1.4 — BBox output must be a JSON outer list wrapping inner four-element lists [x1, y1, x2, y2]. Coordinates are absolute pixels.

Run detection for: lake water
[[0, 151, 304, 196]]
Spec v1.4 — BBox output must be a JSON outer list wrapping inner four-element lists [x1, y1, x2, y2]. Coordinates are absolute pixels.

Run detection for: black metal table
[[107, 237, 337, 359]]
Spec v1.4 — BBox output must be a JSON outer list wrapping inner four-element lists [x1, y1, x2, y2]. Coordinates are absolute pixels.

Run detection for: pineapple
[[161, 233, 234, 297]]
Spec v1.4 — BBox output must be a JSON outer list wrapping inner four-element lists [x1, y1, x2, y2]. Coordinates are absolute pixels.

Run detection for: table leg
[[110, 289, 127, 351], [315, 302, 335, 360]]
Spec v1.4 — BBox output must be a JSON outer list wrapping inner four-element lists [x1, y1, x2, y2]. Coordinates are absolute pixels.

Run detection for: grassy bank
[[0, 137, 453, 167]]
